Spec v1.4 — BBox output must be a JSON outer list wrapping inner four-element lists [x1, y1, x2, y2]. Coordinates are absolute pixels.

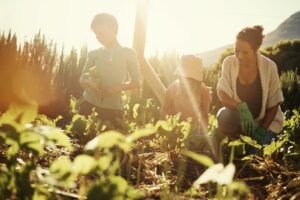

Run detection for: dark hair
[[91, 13, 118, 34], [236, 25, 264, 50]]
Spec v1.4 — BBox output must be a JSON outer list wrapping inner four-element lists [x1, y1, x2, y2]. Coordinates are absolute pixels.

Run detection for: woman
[[161, 55, 212, 134], [217, 25, 284, 145]]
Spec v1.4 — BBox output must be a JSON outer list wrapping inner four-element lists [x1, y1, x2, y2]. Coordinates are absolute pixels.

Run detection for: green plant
[[153, 115, 191, 156], [37, 128, 155, 199], [0, 104, 72, 200], [184, 151, 250, 199]]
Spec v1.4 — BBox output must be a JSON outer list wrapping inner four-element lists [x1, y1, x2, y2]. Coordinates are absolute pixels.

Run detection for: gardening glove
[[253, 125, 268, 144], [237, 102, 255, 135]]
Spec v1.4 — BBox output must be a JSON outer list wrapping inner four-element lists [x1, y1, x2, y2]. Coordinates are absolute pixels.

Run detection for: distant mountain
[[198, 44, 232, 67], [264, 11, 300, 46], [200, 11, 300, 67]]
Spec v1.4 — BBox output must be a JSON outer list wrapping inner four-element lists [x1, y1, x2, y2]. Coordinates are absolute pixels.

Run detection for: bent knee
[[216, 107, 240, 135]]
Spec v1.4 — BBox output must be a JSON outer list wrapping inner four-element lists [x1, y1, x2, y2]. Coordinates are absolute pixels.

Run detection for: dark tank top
[[236, 74, 262, 119]]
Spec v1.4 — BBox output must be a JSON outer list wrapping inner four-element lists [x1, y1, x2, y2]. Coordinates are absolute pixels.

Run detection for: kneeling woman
[[217, 25, 284, 145], [161, 55, 212, 134]]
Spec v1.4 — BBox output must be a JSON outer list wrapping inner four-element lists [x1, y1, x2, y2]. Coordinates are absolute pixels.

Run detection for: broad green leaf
[[33, 126, 73, 151], [241, 156, 255, 161], [183, 150, 214, 167], [3, 127, 21, 158], [50, 156, 72, 180], [240, 135, 261, 149], [98, 154, 113, 171], [7, 140, 20, 158], [87, 177, 130, 200], [87, 184, 111, 200], [264, 139, 287, 156], [73, 155, 97, 174], [184, 187, 205, 197], [33, 192, 48, 200], [32, 184, 51, 200], [20, 131, 44, 155], [126, 186, 145, 199], [20, 132, 41, 145], [110, 176, 128, 194], [84, 131, 129, 152], [117, 142, 132, 153], [0, 124, 20, 142], [126, 128, 155, 143], [27, 142, 44, 156], [0, 104, 37, 129], [155, 120, 173, 131], [66, 114, 87, 134], [228, 139, 244, 147], [227, 181, 250, 195]]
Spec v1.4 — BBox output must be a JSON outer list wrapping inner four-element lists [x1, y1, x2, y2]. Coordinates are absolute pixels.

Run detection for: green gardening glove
[[237, 102, 255, 135], [253, 125, 267, 144]]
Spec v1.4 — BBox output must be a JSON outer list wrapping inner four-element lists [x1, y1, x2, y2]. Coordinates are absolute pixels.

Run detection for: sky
[[1, 0, 300, 56]]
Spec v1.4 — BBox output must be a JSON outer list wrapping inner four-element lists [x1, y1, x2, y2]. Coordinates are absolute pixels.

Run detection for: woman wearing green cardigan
[[217, 25, 284, 145]]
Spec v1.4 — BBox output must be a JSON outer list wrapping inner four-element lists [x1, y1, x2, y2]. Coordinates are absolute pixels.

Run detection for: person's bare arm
[[102, 80, 140, 96], [79, 76, 93, 88], [218, 90, 238, 110], [160, 85, 174, 119], [199, 85, 212, 130], [79, 76, 103, 96], [80, 50, 97, 89], [261, 104, 279, 129]]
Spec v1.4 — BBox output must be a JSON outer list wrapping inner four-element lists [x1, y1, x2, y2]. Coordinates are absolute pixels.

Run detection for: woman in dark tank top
[[217, 25, 284, 148]]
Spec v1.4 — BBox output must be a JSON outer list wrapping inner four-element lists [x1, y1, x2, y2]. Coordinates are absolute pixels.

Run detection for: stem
[[217, 184, 223, 198], [136, 147, 144, 185], [229, 146, 235, 163], [176, 157, 187, 190], [116, 150, 121, 176]]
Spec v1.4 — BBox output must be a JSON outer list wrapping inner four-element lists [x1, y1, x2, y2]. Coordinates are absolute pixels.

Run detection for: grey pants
[[216, 107, 242, 138]]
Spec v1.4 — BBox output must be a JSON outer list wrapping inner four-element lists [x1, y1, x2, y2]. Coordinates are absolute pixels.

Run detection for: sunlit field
[[0, 0, 300, 199]]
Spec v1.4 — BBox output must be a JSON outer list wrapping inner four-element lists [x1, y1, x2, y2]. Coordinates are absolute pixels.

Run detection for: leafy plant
[[185, 151, 250, 199], [153, 115, 191, 156], [0, 104, 72, 200]]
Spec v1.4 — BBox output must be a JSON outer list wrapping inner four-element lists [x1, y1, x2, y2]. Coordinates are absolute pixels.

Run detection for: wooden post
[[133, 0, 166, 104]]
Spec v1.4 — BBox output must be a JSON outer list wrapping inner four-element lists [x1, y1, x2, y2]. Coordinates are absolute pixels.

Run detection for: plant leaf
[[126, 128, 155, 143], [183, 150, 214, 167], [72, 155, 97, 174]]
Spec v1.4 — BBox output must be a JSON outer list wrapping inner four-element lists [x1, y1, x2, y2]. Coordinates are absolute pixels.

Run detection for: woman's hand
[[253, 125, 267, 144], [80, 77, 99, 88], [101, 85, 122, 96], [237, 102, 256, 135], [102, 81, 140, 97], [80, 77, 103, 96]]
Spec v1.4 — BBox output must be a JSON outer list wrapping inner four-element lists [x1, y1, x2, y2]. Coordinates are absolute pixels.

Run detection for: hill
[[200, 11, 300, 67]]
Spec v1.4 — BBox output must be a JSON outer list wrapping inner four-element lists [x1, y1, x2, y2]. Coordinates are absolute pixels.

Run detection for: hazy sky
[[1, 0, 299, 56]]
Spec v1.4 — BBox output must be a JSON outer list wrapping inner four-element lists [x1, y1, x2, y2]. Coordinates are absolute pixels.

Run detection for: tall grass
[[280, 69, 300, 110], [0, 31, 299, 117], [0, 31, 87, 117]]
